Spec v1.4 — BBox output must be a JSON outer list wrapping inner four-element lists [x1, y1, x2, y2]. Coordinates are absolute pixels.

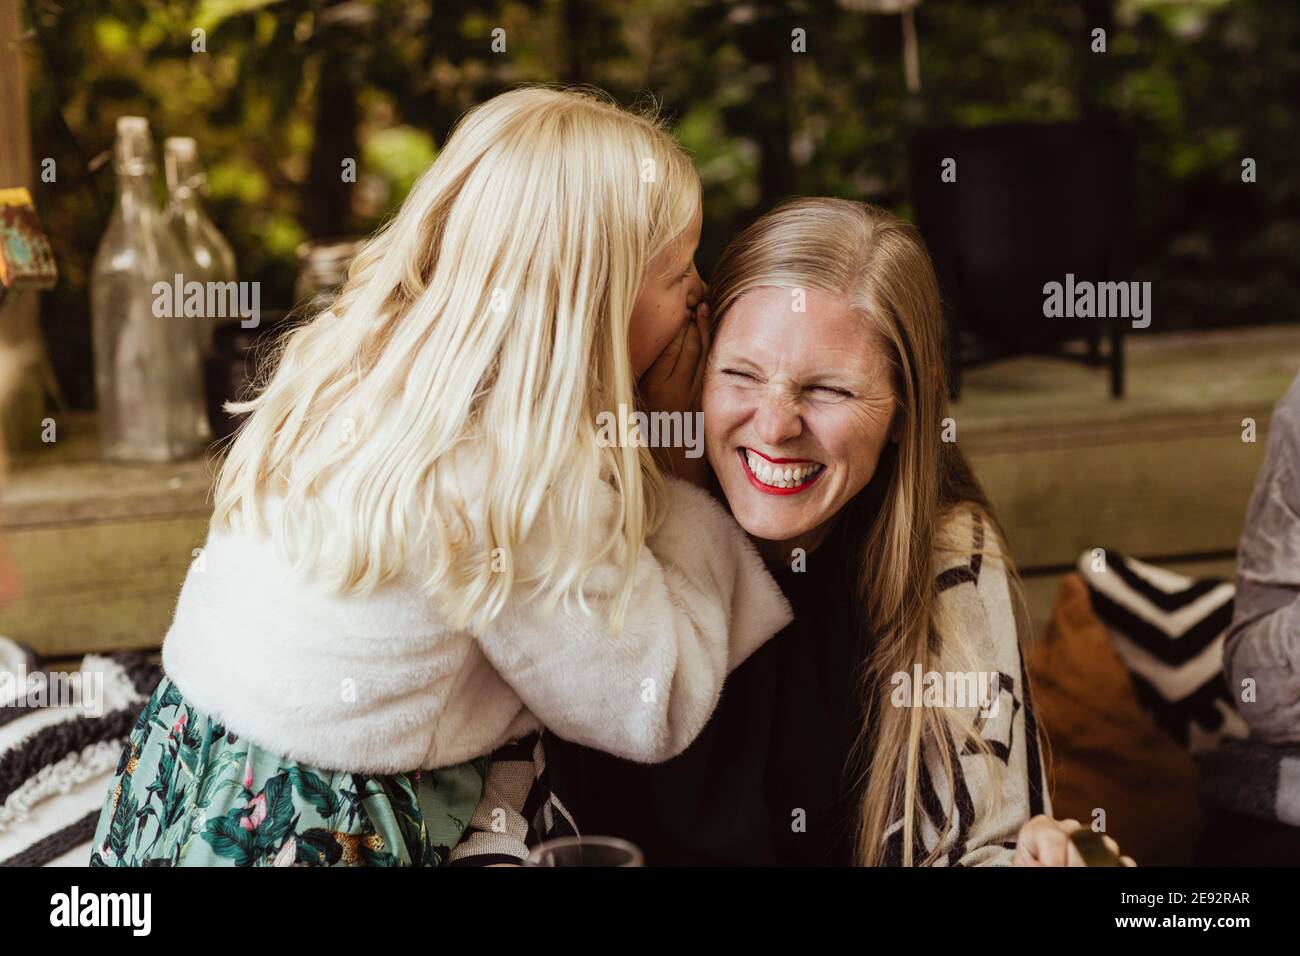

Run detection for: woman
[[454, 198, 1133, 867]]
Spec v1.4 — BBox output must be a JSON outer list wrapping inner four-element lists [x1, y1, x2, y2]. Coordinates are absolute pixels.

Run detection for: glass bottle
[[164, 136, 237, 358], [91, 116, 210, 463], [294, 238, 363, 318]]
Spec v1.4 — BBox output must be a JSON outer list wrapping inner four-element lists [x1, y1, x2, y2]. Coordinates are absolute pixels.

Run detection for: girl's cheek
[[629, 300, 680, 375]]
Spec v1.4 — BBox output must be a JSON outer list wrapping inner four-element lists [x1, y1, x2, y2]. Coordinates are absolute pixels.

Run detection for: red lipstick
[[746, 447, 819, 465], [738, 448, 825, 496]]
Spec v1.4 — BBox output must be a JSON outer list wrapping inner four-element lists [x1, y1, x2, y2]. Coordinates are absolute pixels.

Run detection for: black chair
[[909, 122, 1135, 399]]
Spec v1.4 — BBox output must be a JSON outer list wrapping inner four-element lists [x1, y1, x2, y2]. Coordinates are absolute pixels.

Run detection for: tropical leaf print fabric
[[89, 676, 485, 867]]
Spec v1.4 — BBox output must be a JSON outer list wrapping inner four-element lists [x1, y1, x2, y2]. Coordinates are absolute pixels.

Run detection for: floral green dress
[[89, 675, 485, 867]]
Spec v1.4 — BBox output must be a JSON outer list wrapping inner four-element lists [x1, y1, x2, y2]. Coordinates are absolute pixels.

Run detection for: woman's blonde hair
[[707, 197, 1032, 866], [213, 86, 701, 633]]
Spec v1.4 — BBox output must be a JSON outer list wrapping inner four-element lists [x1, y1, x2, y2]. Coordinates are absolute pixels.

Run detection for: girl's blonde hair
[[213, 86, 701, 633], [708, 197, 1033, 866]]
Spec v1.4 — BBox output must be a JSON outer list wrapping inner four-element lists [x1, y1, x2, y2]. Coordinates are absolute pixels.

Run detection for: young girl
[[89, 87, 793, 867]]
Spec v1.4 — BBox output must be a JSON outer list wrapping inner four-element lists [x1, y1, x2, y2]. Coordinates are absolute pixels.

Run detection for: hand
[[1011, 816, 1137, 867], [638, 304, 711, 487]]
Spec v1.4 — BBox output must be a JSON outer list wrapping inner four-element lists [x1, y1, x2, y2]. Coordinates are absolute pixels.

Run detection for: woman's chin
[[730, 505, 815, 549]]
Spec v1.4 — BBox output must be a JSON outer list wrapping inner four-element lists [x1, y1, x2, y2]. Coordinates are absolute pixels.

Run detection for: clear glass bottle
[[164, 137, 237, 358], [294, 238, 363, 318], [91, 116, 210, 463]]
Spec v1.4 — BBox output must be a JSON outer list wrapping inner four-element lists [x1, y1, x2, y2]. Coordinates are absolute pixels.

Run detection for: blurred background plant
[[20, 0, 1299, 409]]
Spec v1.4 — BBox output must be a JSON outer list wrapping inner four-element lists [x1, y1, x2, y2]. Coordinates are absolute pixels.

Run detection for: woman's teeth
[[744, 449, 824, 488]]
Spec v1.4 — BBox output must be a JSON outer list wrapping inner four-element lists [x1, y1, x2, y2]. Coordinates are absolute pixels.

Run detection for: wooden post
[[0, 0, 48, 455]]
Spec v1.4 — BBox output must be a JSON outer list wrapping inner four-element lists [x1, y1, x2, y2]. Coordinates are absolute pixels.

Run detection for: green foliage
[[20, 0, 1298, 408]]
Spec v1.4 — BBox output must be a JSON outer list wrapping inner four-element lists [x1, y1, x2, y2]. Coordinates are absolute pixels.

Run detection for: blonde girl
[[89, 87, 791, 867]]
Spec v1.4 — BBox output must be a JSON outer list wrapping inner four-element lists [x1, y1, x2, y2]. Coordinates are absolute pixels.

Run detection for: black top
[[543, 443, 897, 866]]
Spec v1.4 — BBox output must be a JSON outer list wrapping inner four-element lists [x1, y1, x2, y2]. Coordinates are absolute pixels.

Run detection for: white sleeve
[[1224, 386, 1300, 744], [473, 476, 792, 764]]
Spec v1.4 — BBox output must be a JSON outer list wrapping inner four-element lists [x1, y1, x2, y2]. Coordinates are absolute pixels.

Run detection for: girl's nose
[[686, 268, 706, 309]]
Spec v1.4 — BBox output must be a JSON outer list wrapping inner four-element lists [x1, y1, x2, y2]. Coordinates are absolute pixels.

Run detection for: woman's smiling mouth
[[738, 447, 826, 495]]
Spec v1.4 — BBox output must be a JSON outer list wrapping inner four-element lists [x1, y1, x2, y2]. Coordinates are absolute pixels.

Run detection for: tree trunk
[[304, 37, 359, 238]]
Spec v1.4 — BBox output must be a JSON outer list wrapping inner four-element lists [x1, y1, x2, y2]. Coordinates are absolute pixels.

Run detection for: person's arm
[[920, 511, 1050, 867], [931, 514, 1140, 867], [473, 474, 793, 764], [1224, 379, 1300, 744]]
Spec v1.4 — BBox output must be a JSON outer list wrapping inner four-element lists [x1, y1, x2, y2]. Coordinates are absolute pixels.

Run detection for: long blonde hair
[[707, 197, 1031, 866], [213, 86, 701, 633]]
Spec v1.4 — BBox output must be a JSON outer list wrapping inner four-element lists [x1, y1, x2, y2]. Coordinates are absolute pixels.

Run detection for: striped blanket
[[0, 638, 161, 866]]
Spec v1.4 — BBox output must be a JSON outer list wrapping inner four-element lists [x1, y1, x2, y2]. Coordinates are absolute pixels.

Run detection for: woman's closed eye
[[722, 369, 854, 399], [809, 385, 853, 398]]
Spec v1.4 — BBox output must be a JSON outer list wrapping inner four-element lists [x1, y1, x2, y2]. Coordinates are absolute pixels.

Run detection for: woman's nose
[[753, 390, 803, 446]]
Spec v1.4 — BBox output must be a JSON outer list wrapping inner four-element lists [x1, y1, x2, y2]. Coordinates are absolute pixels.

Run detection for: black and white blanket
[[0, 639, 161, 866]]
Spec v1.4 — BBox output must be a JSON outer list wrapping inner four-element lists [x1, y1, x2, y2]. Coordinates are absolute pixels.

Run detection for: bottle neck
[[116, 171, 154, 195], [113, 127, 158, 205], [114, 172, 163, 222], [170, 191, 207, 220], [166, 153, 208, 207]]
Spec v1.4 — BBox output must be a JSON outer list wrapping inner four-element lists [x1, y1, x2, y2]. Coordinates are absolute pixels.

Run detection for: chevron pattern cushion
[[1076, 550, 1249, 755]]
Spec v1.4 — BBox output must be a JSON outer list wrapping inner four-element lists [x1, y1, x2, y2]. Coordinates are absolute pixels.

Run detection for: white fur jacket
[[161, 457, 793, 774]]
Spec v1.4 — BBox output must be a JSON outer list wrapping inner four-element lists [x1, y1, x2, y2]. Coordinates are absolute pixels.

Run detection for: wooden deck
[[2, 324, 1297, 658]]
